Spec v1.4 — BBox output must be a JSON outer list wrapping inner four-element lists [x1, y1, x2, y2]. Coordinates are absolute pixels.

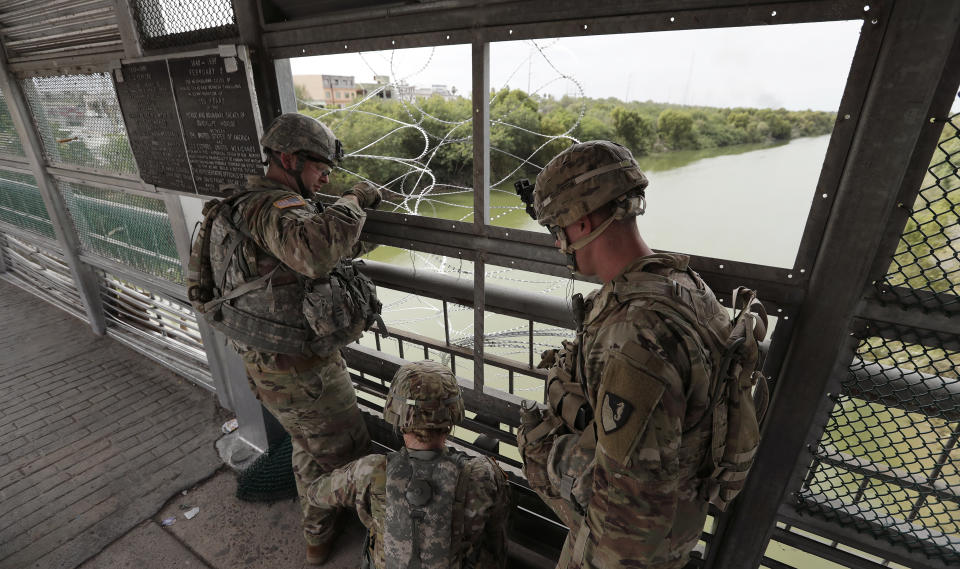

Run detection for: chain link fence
[[21, 74, 137, 176], [57, 181, 182, 283], [876, 112, 960, 314], [0, 87, 24, 157], [0, 169, 54, 240], [131, 0, 237, 50], [796, 321, 960, 565]]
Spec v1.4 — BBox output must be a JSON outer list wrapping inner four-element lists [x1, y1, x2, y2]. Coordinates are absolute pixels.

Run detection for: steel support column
[[705, 3, 960, 568], [233, 0, 284, 127], [0, 54, 106, 334], [112, 0, 144, 59], [0, 232, 7, 273], [472, 39, 491, 387], [274, 59, 298, 114], [162, 193, 276, 453]]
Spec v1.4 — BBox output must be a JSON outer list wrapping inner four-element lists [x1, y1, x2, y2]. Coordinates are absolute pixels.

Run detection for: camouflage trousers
[[245, 352, 371, 546], [524, 433, 694, 569]]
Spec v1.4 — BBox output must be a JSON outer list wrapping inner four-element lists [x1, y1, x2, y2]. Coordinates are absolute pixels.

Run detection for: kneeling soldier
[[307, 361, 510, 569]]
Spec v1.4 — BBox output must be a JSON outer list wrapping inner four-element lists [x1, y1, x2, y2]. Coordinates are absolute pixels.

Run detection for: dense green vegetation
[[302, 89, 836, 194]]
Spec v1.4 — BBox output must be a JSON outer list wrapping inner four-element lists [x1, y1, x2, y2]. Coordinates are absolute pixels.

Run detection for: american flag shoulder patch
[[273, 196, 307, 209]]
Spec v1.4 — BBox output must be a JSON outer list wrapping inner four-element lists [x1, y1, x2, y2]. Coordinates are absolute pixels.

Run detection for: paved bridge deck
[[0, 279, 365, 569]]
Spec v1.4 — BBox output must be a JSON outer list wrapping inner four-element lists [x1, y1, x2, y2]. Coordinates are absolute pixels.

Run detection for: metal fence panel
[[131, 0, 237, 50], [0, 169, 54, 240], [876, 112, 960, 314], [0, 231, 85, 320], [0, 86, 25, 157], [21, 73, 137, 175], [796, 321, 960, 566], [0, 0, 123, 63], [57, 180, 182, 283], [98, 269, 212, 390]]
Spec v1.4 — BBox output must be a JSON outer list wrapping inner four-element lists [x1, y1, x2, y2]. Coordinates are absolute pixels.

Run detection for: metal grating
[[876, 112, 960, 314], [0, 86, 25, 156], [58, 181, 181, 283], [796, 321, 960, 565], [0, 169, 54, 240], [0, 0, 123, 63], [98, 270, 212, 390], [21, 73, 137, 175], [131, 0, 237, 50], [0, 231, 84, 320]]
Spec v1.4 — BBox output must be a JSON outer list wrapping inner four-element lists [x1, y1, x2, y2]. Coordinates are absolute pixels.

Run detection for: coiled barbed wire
[[302, 42, 590, 376]]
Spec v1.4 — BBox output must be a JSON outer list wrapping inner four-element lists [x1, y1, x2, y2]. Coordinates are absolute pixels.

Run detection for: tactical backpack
[[603, 275, 769, 511], [373, 448, 477, 569], [186, 190, 383, 356]]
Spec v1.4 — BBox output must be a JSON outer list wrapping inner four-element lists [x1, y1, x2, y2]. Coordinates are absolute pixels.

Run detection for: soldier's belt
[[274, 353, 329, 372]]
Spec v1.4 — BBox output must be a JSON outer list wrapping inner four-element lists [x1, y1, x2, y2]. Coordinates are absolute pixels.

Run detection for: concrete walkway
[[0, 280, 223, 569], [0, 279, 366, 569]]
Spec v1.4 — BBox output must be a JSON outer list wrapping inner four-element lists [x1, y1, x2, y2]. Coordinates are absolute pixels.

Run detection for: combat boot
[[306, 542, 333, 565], [306, 511, 344, 565]]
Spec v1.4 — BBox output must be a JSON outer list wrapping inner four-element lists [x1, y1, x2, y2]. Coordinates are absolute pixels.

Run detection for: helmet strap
[[565, 214, 617, 253], [279, 153, 309, 198]]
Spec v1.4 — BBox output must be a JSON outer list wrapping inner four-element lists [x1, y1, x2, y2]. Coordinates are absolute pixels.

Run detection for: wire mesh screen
[[57, 181, 182, 283], [796, 321, 960, 565], [98, 270, 212, 390], [131, 0, 237, 50], [876, 112, 960, 314], [0, 232, 85, 321], [0, 169, 55, 240], [21, 74, 138, 175], [0, 87, 24, 157]]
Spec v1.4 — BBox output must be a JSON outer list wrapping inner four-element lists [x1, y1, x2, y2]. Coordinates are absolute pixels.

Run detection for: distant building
[[294, 74, 459, 106], [356, 75, 396, 101], [412, 84, 457, 101], [293, 74, 357, 108]]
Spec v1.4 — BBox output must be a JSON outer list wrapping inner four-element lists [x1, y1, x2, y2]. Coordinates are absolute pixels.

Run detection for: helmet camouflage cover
[[260, 113, 344, 165], [384, 361, 465, 431], [533, 140, 648, 229]]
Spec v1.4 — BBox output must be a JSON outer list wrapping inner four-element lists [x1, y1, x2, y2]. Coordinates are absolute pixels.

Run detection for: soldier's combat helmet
[[384, 361, 465, 432], [261, 113, 344, 166], [533, 141, 648, 266]]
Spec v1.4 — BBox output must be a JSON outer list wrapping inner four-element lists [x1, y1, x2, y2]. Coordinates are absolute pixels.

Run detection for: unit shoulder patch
[[596, 351, 667, 465], [273, 196, 307, 209], [601, 392, 634, 434]]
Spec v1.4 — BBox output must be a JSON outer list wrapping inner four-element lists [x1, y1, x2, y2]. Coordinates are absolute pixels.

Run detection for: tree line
[[301, 89, 836, 194]]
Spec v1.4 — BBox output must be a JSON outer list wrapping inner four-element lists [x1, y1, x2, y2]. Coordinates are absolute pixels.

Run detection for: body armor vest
[[187, 188, 382, 356], [382, 448, 472, 569]]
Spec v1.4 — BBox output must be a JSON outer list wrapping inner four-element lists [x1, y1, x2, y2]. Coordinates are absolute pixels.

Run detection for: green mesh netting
[[235, 434, 297, 502]]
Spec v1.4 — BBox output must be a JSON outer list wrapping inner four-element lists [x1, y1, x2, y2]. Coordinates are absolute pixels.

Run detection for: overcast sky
[[289, 20, 887, 112]]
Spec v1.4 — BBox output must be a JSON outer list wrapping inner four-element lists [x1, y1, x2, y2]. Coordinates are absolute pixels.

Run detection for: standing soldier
[[516, 141, 766, 568], [307, 361, 510, 569], [187, 113, 384, 564]]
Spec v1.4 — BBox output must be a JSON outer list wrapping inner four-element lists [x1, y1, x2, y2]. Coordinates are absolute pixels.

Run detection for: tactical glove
[[343, 181, 382, 209]]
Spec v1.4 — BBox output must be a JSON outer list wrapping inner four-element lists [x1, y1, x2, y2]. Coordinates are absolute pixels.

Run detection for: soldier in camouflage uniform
[[516, 141, 732, 569], [307, 361, 510, 569], [202, 113, 383, 564]]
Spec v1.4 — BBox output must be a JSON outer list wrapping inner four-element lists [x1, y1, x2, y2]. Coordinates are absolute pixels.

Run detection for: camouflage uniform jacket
[[211, 175, 368, 368], [551, 253, 720, 569], [307, 447, 510, 569]]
